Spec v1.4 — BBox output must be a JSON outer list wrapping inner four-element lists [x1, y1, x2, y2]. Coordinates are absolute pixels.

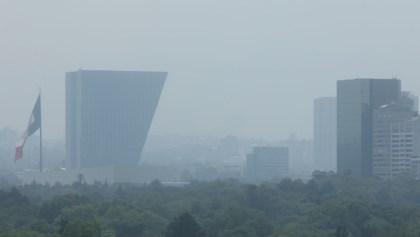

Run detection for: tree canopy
[[1, 173, 420, 236]]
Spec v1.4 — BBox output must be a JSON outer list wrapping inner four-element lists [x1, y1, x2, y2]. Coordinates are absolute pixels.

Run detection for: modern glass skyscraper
[[337, 78, 401, 177], [65, 70, 167, 169]]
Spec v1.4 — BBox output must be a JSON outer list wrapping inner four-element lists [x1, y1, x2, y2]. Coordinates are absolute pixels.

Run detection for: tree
[[58, 204, 97, 222], [205, 205, 272, 237], [38, 194, 90, 223], [25, 219, 56, 236], [335, 226, 349, 237], [165, 212, 205, 237], [61, 219, 102, 237], [106, 205, 144, 237]]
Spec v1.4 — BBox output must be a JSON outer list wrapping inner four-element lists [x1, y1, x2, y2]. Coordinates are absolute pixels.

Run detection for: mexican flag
[[15, 94, 41, 161]]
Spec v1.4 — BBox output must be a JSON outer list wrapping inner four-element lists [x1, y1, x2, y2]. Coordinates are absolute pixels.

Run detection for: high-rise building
[[406, 118, 420, 177], [372, 97, 417, 179], [313, 97, 337, 172], [245, 146, 289, 182], [402, 91, 419, 112], [337, 78, 401, 177], [65, 70, 166, 169]]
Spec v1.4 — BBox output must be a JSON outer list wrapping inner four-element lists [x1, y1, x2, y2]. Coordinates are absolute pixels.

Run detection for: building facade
[[245, 146, 289, 182], [65, 70, 166, 169], [337, 78, 401, 177], [314, 97, 337, 172], [402, 91, 419, 112], [372, 98, 417, 179], [406, 118, 420, 178]]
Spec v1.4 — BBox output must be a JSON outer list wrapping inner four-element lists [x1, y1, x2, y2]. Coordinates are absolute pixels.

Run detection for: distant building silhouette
[[276, 137, 313, 174], [337, 78, 401, 177], [65, 70, 166, 169], [313, 97, 336, 172], [245, 146, 288, 182]]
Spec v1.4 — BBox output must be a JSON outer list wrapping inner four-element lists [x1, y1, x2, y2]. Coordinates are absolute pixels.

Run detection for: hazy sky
[[1, 0, 420, 140]]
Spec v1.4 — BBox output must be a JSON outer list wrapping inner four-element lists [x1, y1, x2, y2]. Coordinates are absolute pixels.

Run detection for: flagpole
[[39, 89, 43, 173]]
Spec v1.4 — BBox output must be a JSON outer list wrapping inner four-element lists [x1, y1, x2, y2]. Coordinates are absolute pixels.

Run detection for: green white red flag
[[15, 94, 41, 161]]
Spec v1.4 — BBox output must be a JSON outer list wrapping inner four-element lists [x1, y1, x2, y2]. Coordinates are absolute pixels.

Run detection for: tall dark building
[[337, 78, 401, 177], [66, 70, 166, 169]]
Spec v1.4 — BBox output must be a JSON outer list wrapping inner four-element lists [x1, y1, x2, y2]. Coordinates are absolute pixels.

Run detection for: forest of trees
[[1, 172, 420, 237]]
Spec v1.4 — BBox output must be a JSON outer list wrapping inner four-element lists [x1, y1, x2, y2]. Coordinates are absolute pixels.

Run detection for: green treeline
[[1, 172, 420, 237]]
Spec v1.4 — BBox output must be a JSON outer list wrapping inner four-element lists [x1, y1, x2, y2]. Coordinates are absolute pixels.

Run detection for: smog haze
[[1, 0, 420, 140]]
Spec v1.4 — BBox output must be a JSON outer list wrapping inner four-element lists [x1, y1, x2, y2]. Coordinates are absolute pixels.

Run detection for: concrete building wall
[[372, 102, 417, 179]]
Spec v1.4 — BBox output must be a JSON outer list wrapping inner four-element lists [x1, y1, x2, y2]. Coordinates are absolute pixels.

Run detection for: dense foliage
[[1, 172, 420, 237]]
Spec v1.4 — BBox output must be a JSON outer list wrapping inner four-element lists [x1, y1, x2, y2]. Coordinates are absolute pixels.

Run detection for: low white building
[[22, 165, 179, 185]]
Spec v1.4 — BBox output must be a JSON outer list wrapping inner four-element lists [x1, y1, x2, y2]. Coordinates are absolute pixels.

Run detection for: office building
[[402, 91, 419, 112], [66, 70, 166, 169], [314, 97, 337, 172], [372, 97, 417, 179], [406, 118, 420, 177], [245, 146, 289, 182], [337, 78, 401, 177]]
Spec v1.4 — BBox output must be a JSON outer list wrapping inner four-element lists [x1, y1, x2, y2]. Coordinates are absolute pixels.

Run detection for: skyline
[[1, 0, 420, 140]]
